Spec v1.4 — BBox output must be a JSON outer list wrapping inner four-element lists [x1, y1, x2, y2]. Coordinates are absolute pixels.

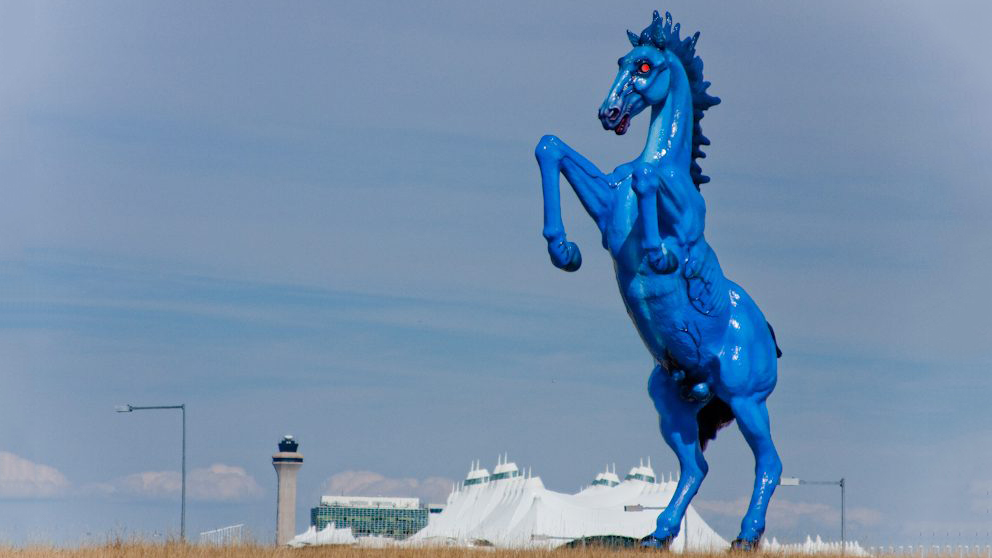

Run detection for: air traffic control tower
[[272, 435, 303, 545]]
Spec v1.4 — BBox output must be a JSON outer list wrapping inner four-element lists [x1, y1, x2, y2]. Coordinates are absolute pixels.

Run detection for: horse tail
[[697, 396, 735, 450], [766, 321, 783, 358]]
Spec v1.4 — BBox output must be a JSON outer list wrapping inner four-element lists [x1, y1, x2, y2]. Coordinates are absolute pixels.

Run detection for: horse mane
[[629, 11, 721, 188]]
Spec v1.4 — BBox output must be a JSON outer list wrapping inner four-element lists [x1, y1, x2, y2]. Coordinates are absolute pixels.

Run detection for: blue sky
[[1, 0, 991, 547]]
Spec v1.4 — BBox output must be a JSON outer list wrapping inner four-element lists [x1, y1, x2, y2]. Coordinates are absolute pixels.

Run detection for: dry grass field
[[0, 543, 860, 558]]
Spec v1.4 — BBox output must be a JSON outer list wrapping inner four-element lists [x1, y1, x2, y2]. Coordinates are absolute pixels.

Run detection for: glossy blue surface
[[536, 11, 783, 549]]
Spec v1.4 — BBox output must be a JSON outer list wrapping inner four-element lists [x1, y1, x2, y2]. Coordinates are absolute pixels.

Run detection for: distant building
[[409, 454, 728, 550], [272, 435, 303, 546], [623, 458, 656, 483], [590, 464, 621, 487], [291, 455, 865, 553], [310, 495, 428, 540]]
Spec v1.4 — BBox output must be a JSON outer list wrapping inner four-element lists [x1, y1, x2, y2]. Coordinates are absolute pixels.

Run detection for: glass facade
[[489, 470, 520, 481], [624, 472, 655, 483], [310, 503, 428, 540]]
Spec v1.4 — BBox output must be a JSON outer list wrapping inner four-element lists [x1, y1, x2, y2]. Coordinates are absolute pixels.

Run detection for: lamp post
[[780, 476, 845, 551], [116, 403, 186, 541]]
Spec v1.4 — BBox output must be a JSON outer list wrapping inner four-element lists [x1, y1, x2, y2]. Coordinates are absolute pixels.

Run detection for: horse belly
[[617, 273, 684, 362], [606, 184, 710, 367]]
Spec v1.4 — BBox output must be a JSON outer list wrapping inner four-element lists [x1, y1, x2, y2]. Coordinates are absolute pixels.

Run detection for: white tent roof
[[408, 457, 728, 550], [287, 524, 357, 547]]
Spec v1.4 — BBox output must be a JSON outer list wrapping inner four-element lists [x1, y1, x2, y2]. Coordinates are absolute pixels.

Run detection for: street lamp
[[116, 403, 187, 541], [623, 504, 666, 512], [780, 476, 845, 551]]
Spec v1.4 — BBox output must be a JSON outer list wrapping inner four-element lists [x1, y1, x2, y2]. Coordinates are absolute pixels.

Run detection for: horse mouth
[[599, 105, 632, 135], [614, 114, 630, 135]]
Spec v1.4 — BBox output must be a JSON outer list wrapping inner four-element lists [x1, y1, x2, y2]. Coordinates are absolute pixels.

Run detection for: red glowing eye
[[640, 63, 651, 73]]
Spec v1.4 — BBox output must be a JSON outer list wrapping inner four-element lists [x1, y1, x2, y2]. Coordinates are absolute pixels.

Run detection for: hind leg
[[729, 395, 782, 549], [644, 366, 708, 547]]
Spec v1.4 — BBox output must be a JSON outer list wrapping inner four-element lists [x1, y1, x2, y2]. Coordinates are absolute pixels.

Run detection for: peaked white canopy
[[409, 457, 727, 550]]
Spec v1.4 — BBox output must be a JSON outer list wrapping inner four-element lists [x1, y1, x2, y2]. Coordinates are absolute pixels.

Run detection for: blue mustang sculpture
[[536, 11, 783, 550]]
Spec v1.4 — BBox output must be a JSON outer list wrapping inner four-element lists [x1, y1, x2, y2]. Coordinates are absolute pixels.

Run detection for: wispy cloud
[[85, 464, 263, 502], [694, 497, 882, 529], [0, 452, 70, 499], [320, 470, 454, 505]]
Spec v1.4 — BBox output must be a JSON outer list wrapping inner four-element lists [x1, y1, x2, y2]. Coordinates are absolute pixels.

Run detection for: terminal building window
[[310, 503, 428, 540]]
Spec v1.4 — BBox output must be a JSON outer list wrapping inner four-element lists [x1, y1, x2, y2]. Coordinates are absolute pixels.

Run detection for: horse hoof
[[640, 534, 674, 550], [550, 240, 582, 272], [562, 243, 582, 272], [730, 538, 760, 552]]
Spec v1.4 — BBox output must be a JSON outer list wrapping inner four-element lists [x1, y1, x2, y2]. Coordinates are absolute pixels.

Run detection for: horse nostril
[[607, 108, 620, 120]]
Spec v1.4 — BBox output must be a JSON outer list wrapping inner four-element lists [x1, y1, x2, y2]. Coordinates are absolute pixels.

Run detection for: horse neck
[[638, 63, 693, 170]]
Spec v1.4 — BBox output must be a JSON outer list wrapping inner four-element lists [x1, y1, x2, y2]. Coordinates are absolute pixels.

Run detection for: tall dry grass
[[0, 543, 856, 558]]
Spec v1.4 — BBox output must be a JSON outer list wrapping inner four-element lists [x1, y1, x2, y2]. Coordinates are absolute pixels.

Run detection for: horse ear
[[627, 30, 639, 47]]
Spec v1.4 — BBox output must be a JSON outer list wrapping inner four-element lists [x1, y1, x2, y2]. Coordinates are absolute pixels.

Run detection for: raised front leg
[[729, 395, 783, 550], [644, 366, 708, 548], [631, 163, 678, 274], [535, 135, 612, 272]]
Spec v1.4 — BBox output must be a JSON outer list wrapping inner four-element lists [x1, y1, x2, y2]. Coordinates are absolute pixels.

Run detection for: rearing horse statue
[[536, 11, 783, 550]]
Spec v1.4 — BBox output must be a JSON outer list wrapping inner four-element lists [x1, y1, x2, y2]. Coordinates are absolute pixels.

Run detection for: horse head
[[598, 11, 720, 187], [599, 11, 683, 136]]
